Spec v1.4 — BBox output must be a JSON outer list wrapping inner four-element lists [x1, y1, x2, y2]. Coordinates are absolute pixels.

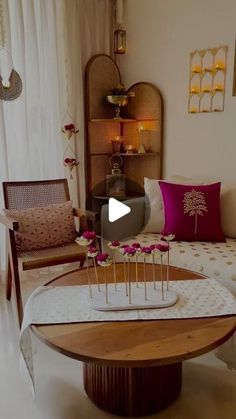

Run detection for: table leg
[[83, 362, 182, 417]]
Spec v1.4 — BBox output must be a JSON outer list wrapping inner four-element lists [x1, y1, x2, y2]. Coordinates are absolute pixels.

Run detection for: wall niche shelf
[[85, 54, 163, 228]]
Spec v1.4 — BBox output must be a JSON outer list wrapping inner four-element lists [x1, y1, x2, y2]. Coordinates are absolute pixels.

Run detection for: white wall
[[120, 0, 236, 183]]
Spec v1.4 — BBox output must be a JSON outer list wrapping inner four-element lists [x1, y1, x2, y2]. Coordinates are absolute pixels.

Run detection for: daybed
[[101, 177, 236, 369]]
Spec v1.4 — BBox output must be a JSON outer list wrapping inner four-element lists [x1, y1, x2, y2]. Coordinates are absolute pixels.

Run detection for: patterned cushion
[[142, 176, 205, 234], [4, 201, 77, 252], [159, 181, 225, 242]]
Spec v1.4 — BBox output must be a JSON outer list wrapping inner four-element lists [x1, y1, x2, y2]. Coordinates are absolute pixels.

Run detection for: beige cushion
[[220, 185, 236, 238], [142, 177, 163, 233], [4, 201, 77, 252]]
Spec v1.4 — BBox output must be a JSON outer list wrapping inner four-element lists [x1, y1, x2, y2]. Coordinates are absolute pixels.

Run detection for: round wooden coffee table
[[32, 265, 236, 417]]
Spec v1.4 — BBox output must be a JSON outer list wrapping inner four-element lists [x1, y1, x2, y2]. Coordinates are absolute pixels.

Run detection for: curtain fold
[[0, 0, 64, 280], [0, 0, 114, 281]]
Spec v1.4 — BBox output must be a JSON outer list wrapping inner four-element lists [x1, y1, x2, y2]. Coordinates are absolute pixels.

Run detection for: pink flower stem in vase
[[105, 266, 108, 304], [128, 258, 132, 304], [135, 254, 139, 287], [152, 253, 156, 290], [143, 257, 147, 300], [85, 248, 92, 299], [167, 249, 170, 291], [123, 260, 128, 296], [113, 249, 117, 291], [160, 254, 164, 300], [93, 258, 100, 291]]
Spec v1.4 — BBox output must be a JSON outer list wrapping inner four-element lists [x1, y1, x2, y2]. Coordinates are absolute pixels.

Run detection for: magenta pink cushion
[[159, 181, 225, 242]]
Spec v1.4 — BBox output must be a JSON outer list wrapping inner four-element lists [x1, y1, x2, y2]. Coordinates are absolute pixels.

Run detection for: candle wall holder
[[188, 45, 227, 114]]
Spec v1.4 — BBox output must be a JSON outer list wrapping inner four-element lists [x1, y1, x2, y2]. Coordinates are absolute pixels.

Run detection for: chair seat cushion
[[18, 242, 85, 270], [4, 201, 77, 251]]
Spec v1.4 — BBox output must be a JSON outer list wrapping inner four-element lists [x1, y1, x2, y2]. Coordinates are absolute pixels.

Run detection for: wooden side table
[[33, 265, 236, 417]]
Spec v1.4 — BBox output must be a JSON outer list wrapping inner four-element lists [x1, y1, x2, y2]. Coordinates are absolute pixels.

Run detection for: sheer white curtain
[[0, 0, 64, 280], [0, 0, 114, 281], [55, 0, 114, 208]]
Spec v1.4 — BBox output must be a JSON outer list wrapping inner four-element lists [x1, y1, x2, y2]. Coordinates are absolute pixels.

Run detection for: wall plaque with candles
[[188, 45, 227, 114]]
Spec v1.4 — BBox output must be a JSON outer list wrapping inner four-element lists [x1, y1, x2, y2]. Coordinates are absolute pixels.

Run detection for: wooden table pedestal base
[[83, 362, 182, 417]]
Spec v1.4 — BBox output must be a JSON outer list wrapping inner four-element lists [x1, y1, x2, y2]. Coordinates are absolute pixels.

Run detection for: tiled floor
[[1, 265, 236, 419]]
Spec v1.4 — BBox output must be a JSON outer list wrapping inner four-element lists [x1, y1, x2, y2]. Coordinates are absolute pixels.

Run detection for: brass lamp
[[114, 28, 126, 54]]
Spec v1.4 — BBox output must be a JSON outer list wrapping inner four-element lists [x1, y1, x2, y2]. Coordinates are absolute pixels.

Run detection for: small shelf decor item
[[138, 123, 146, 154], [83, 231, 178, 312], [106, 154, 126, 197], [188, 45, 227, 113], [107, 84, 135, 119], [111, 135, 123, 153]]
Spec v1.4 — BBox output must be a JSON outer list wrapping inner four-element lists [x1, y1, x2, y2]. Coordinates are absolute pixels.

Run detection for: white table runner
[[20, 278, 236, 395]]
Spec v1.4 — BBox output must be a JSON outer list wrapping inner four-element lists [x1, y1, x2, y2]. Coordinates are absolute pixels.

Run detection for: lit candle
[[192, 66, 201, 74]]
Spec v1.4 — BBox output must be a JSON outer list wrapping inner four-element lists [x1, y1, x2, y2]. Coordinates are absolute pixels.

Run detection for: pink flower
[[119, 244, 129, 254], [161, 233, 175, 242], [88, 246, 97, 254], [64, 123, 75, 132], [64, 157, 79, 166], [62, 123, 79, 136], [155, 243, 170, 252], [131, 242, 141, 249], [108, 241, 121, 249], [123, 246, 137, 257], [96, 253, 110, 262], [140, 246, 152, 254], [112, 240, 120, 247], [82, 231, 96, 241]]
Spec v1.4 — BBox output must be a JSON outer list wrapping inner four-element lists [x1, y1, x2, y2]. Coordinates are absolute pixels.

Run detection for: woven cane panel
[[124, 155, 160, 193], [125, 83, 161, 120], [89, 121, 119, 154], [87, 55, 121, 119], [5, 183, 67, 210]]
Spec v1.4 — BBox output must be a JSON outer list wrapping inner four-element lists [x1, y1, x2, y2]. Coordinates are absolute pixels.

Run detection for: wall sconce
[[114, 28, 126, 54]]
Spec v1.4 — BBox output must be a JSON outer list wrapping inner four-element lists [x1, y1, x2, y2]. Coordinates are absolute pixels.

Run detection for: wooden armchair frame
[[1, 179, 98, 326]]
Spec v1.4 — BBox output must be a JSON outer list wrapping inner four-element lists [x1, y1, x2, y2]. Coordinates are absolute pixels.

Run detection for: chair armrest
[[73, 208, 99, 232], [73, 208, 99, 222], [0, 213, 19, 231]]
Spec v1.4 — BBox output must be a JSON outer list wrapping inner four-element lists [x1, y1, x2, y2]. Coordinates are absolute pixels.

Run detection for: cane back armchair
[[0, 179, 97, 326]]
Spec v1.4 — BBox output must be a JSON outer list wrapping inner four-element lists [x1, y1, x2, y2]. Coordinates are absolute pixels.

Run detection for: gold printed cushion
[[4, 201, 77, 251]]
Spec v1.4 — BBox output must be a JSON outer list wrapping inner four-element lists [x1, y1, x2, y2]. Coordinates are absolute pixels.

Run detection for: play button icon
[[108, 198, 131, 222]]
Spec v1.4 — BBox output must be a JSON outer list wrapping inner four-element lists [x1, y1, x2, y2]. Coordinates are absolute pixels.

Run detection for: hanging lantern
[[114, 28, 126, 54]]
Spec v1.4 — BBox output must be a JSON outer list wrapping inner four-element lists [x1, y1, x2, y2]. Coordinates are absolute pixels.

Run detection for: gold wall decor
[[188, 45, 227, 114]]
